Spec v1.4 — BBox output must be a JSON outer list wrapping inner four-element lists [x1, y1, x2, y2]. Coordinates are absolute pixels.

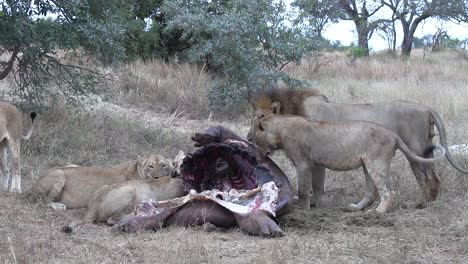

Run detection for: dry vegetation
[[109, 60, 213, 119], [1, 50, 467, 264]]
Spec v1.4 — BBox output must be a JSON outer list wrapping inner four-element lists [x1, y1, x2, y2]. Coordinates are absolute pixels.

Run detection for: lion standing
[[248, 88, 466, 208], [0, 102, 36, 193], [252, 115, 445, 213]]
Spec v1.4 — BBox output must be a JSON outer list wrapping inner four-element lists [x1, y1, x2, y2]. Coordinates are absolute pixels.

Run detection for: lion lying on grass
[[84, 176, 184, 224], [32, 154, 174, 209], [252, 115, 445, 213]]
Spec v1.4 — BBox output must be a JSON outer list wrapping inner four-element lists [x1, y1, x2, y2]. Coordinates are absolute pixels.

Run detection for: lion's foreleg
[[296, 164, 312, 210], [348, 166, 379, 211], [113, 208, 176, 233]]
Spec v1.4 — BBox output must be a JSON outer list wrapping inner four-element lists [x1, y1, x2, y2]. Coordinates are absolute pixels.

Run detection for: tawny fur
[[31, 154, 174, 209], [0, 102, 36, 193], [252, 115, 445, 213], [248, 88, 465, 208], [84, 176, 185, 225]]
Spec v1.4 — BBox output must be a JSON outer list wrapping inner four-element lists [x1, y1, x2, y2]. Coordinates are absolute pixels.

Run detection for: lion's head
[[137, 154, 175, 179], [252, 115, 282, 158], [247, 88, 327, 141]]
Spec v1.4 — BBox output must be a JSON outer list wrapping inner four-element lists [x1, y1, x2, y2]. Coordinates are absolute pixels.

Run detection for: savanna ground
[[1, 50, 467, 264]]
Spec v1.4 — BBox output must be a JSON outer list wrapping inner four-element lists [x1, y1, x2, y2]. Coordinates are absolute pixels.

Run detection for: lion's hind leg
[[407, 131, 440, 207], [408, 145, 440, 207], [363, 159, 395, 214], [7, 140, 21, 193], [0, 141, 10, 190], [348, 166, 379, 211], [32, 170, 66, 200], [409, 162, 440, 209]]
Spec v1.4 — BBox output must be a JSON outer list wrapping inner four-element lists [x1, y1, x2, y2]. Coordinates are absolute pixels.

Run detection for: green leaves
[[162, 0, 317, 110], [0, 0, 127, 105]]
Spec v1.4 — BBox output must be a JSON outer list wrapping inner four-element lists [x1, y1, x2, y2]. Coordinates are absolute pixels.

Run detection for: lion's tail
[[396, 136, 445, 164], [22, 112, 36, 140], [61, 220, 84, 233], [429, 109, 468, 174]]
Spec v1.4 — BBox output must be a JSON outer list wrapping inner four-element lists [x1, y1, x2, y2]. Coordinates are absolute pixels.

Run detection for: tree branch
[[0, 47, 20, 80]]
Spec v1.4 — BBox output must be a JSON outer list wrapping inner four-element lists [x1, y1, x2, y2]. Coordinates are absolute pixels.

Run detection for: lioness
[[83, 176, 185, 225], [0, 102, 36, 193], [31, 154, 174, 209], [248, 88, 467, 208], [252, 115, 445, 213]]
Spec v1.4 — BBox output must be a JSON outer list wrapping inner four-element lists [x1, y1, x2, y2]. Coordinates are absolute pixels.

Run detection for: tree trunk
[[401, 34, 413, 57], [400, 19, 412, 57], [355, 23, 370, 56], [400, 15, 429, 57]]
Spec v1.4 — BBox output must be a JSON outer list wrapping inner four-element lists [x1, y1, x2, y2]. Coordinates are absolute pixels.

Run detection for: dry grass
[[286, 50, 468, 123], [107, 60, 213, 119], [1, 49, 467, 263]]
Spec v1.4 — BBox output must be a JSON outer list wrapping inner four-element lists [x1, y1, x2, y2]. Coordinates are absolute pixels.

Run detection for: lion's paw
[[112, 217, 143, 233]]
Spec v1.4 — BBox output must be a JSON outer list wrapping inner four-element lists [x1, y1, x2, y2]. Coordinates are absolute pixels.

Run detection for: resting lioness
[[252, 115, 445, 213], [32, 154, 174, 209], [83, 176, 185, 225]]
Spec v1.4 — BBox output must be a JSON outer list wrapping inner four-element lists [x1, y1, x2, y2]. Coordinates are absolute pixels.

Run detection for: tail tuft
[[30, 112, 37, 120], [61, 225, 73, 233]]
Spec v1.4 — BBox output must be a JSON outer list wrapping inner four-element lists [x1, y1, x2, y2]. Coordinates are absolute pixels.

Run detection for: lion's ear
[[270, 101, 281, 114]]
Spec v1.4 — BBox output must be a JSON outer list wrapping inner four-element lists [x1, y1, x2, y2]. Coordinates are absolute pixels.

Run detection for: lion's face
[[247, 100, 281, 142], [252, 116, 280, 157], [137, 154, 175, 179]]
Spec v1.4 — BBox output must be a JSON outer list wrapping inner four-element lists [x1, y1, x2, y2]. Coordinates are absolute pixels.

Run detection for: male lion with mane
[[32, 154, 174, 209], [0, 102, 36, 193], [248, 88, 467, 209], [252, 115, 446, 213]]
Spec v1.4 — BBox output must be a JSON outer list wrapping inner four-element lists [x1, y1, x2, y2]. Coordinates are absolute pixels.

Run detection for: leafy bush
[[0, 1, 127, 105], [346, 46, 367, 61], [161, 0, 318, 111]]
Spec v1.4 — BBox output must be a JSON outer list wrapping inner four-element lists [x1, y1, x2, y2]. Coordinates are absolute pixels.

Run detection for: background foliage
[[0, 0, 467, 111]]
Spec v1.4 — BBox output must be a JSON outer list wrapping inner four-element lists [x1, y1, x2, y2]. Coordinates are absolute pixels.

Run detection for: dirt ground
[[1, 181, 467, 264], [1, 97, 467, 264]]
